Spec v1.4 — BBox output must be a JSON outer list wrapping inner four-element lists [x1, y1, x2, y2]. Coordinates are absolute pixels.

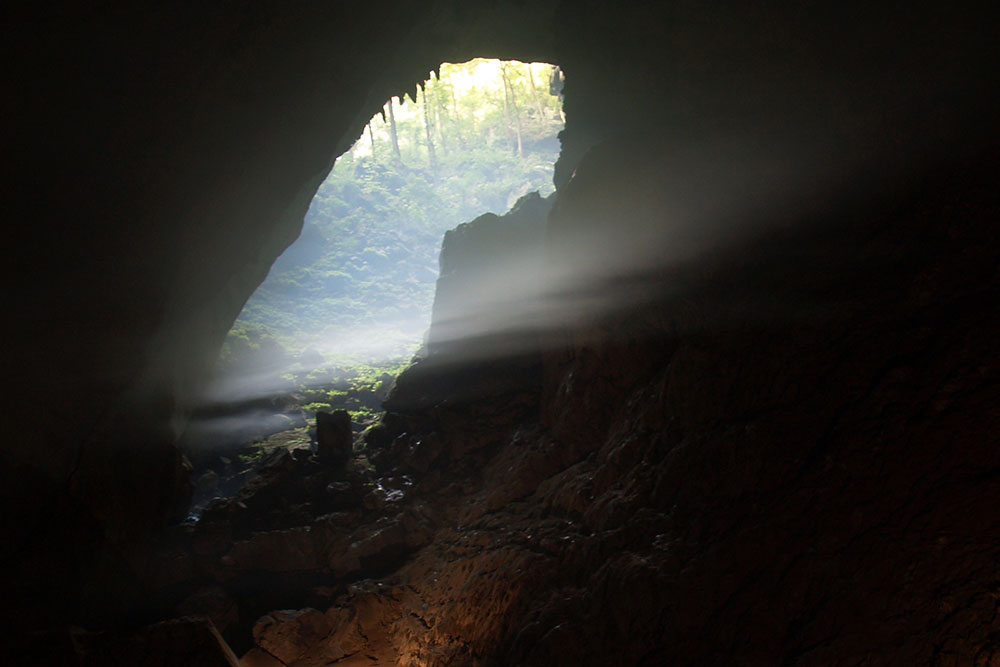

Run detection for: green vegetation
[[214, 59, 563, 434], [226, 59, 562, 362], [237, 427, 313, 465]]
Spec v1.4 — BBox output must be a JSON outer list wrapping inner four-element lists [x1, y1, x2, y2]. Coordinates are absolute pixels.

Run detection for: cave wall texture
[[4, 0, 998, 663]]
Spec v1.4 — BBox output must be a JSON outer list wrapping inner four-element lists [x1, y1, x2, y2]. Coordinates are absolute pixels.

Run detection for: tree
[[421, 83, 438, 172], [500, 63, 523, 157], [226, 59, 565, 367], [449, 82, 465, 149], [526, 63, 547, 122], [386, 97, 402, 163], [431, 75, 449, 155]]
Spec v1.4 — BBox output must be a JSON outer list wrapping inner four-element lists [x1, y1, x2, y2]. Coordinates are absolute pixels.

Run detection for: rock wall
[[428, 192, 552, 359], [5, 0, 998, 663], [324, 145, 998, 665], [5, 0, 556, 634]]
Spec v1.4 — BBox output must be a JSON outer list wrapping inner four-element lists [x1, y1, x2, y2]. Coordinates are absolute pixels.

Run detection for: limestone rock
[[251, 608, 346, 666], [8, 1, 998, 663], [316, 410, 352, 467]]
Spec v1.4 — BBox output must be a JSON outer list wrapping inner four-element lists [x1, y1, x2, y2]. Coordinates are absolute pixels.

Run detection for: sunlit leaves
[[226, 59, 563, 371]]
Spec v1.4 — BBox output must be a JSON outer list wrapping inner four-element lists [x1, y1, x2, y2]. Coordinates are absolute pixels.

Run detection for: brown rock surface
[[238, 149, 1000, 665], [6, 1, 997, 665]]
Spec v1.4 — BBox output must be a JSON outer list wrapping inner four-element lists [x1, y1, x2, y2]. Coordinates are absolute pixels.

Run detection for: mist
[[421, 124, 920, 366], [186, 29, 981, 456], [182, 60, 564, 455]]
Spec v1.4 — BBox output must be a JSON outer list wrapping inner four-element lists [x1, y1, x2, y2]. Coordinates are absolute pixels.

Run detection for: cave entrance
[[182, 59, 564, 510]]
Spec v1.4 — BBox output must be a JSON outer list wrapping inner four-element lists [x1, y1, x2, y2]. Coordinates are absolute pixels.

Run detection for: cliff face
[[5, 0, 998, 663], [291, 145, 996, 665], [428, 192, 552, 360], [6, 0, 556, 634]]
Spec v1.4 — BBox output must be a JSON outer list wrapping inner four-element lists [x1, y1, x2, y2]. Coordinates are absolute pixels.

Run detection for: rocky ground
[[46, 153, 999, 666], [181, 366, 397, 516]]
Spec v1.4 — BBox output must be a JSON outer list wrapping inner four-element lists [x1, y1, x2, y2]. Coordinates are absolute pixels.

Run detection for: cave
[[6, 2, 998, 665]]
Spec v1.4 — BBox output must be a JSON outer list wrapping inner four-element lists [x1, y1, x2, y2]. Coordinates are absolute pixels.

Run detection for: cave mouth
[[180, 58, 564, 512]]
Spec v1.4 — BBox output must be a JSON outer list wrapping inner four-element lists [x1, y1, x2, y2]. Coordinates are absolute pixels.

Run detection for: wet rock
[[400, 433, 445, 474], [323, 480, 365, 512]]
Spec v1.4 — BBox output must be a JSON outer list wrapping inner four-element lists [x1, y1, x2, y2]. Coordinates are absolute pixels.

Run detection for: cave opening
[[180, 58, 565, 516], [8, 1, 999, 663]]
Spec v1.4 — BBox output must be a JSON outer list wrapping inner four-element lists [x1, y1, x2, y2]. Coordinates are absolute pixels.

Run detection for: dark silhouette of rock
[[6, 1, 998, 664], [244, 151, 1000, 665], [74, 617, 240, 666], [428, 191, 551, 359], [174, 586, 240, 636], [315, 410, 352, 467]]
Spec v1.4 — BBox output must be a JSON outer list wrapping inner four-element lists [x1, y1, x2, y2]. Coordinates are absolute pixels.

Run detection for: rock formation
[[5, 1, 997, 664], [428, 191, 552, 359], [315, 410, 353, 467]]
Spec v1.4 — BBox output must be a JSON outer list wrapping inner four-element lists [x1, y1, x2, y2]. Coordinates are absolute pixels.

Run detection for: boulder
[[251, 608, 343, 666], [316, 410, 352, 467]]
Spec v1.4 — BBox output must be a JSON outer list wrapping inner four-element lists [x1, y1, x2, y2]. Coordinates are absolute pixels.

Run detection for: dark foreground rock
[[14, 617, 240, 667], [40, 151, 998, 666], [315, 410, 353, 467], [231, 151, 1000, 665], [7, 2, 996, 664]]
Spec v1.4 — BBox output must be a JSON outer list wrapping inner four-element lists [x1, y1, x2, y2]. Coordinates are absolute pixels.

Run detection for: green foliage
[[349, 408, 377, 422], [238, 441, 267, 465], [222, 59, 562, 397], [217, 323, 291, 376]]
